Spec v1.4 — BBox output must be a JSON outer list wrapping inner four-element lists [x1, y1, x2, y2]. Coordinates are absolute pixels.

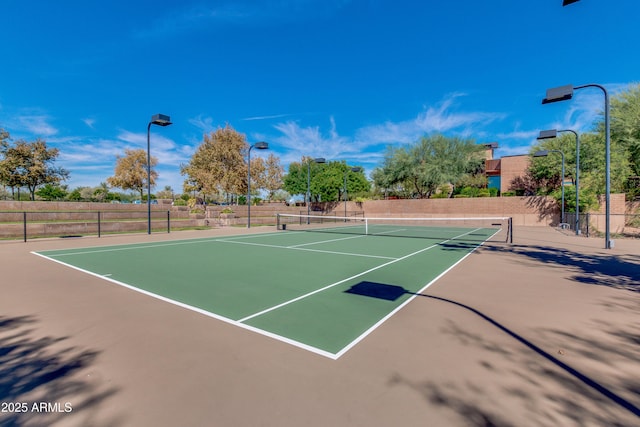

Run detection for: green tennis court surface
[[33, 222, 508, 359]]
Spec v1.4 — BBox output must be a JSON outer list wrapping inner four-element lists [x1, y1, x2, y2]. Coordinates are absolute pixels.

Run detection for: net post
[[365, 218, 369, 235], [508, 217, 513, 243]]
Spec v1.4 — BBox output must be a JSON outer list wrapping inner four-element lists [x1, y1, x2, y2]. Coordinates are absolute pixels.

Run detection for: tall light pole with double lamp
[[147, 114, 172, 234], [307, 157, 326, 221], [542, 83, 611, 249], [247, 141, 269, 228], [534, 149, 566, 226], [538, 129, 581, 234]]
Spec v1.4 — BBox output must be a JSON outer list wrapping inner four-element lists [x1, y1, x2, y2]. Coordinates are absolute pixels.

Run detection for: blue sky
[[1, 0, 639, 192]]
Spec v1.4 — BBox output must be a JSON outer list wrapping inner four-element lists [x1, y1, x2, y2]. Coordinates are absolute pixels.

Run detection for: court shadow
[[437, 241, 480, 251], [345, 281, 407, 301], [480, 243, 640, 292], [344, 281, 640, 419], [0, 315, 122, 426]]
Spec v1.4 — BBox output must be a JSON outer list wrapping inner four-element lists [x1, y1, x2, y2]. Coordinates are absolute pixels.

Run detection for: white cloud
[[188, 115, 218, 134], [16, 114, 58, 137], [355, 94, 506, 147], [243, 113, 292, 121], [268, 94, 510, 172], [496, 130, 538, 140], [83, 118, 96, 129]]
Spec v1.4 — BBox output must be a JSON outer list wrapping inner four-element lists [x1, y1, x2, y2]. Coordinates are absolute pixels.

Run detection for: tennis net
[[276, 213, 513, 243]]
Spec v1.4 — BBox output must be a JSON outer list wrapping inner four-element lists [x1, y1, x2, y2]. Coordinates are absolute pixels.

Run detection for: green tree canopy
[[608, 83, 640, 177], [526, 121, 630, 210], [283, 158, 369, 203], [372, 134, 485, 198], [36, 183, 68, 201]]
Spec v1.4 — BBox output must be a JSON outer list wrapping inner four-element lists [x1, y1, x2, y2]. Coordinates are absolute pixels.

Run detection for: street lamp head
[[254, 141, 269, 150], [314, 157, 326, 164], [533, 150, 549, 157], [151, 114, 172, 126], [350, 166, 362, 172], [537, 130, 558, 140], [542, 85, 574, 104], [563, 0, 580, 6]]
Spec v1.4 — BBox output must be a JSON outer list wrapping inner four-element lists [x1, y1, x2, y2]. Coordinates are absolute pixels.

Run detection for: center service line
[[237, 228, 481, 324]]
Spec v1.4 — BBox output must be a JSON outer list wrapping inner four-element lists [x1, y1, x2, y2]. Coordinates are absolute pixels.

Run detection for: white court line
[[32, 226, 494, 360], [40, 231, 295, 257], [370, 228, 408, 236], [30, 251, 339, 359], [217, 239, 397, 260], [333, 227, 499, 359], [40, 238, 225, 257], [236, 227, 482, 324], [287, 233, 366, 248]]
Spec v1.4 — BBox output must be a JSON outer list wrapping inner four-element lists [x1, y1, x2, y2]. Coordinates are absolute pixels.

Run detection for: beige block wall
[[589, 193, 627, 234], [499, 155, 530, 194], [346, 197, 558, 226]]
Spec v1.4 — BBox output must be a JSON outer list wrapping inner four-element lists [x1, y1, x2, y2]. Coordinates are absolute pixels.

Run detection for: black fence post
[[98, 211, 101, 237], [167, 210, 170, 233], [23, 211, 27, 242]]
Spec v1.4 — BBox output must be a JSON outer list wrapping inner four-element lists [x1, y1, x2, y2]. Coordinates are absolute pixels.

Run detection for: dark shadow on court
[[0, 315, 122, 426], [479, 243, 640, 292], [344, 281, 640, 419]]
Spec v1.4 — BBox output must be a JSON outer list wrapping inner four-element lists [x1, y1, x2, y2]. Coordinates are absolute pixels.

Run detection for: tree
[[527, 131, 628, 208], [67, 187, 84, 201], [282, 157, 311, 197], [0, 137, 69, 200], [282, 159, 369, 203], [246, 156, 266, 196], [107, 149, 158, 200], [0, 130, 20, 197], [263, 154, 284, 201], [36, 183, 68, 200], [181, 125, 248, 200], [156, 185, 175, 200], [92, 182, 110, 202], [608, 83, 640, 176], [372, 134, 485, 198], [314, 162, 369, 202]]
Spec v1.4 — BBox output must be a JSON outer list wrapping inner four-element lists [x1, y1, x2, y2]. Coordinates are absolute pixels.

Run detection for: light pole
[[247, 141, 268, 228], [538, 129, 581, 234], [344, 166, 362, 218], [534, 149, 566, 226], [307, 157, 326, 221], [147, 114, 172, 234], [542, 83, 611, 249]]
